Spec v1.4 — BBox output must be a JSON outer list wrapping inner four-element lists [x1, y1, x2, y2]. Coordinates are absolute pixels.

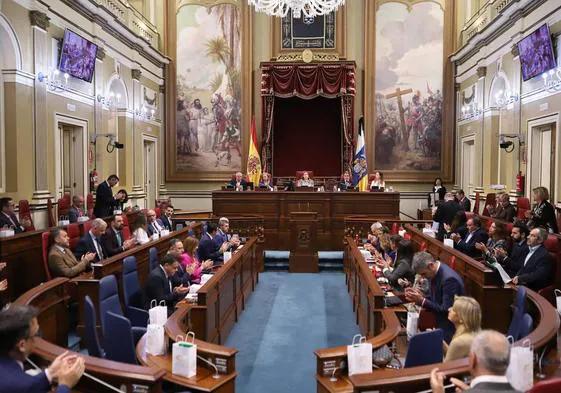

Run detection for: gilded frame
[[364, 0, 455, 182], [271, 6, 346, 61], [165, 0, 252, 182]]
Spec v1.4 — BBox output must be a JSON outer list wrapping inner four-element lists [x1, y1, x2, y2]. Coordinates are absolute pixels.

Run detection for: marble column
[[158, 83, 168, 196], [29, 10, 52, 206], [130, 68, 145, 206], [94, 46, 106, 177]]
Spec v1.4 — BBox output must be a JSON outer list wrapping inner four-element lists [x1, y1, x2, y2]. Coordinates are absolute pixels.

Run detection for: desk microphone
[[197, 355, 220, 379]]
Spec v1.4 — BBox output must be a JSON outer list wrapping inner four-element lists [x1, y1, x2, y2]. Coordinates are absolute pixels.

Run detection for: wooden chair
[[41, 231, 52, 281], [295, 170, 314, 180], [57, 193, 72, 219], [86, 193, 94, 218], [66, 223, 80, 251], [18, 200, 35, 231], [473, 192, 480, 214], [516, 197, 530, 219]]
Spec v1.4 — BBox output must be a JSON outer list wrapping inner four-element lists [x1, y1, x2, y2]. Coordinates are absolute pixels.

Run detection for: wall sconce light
[[495, 89, 519, 109], [36, 69, 71, 92], [543, 67, 561, 92]]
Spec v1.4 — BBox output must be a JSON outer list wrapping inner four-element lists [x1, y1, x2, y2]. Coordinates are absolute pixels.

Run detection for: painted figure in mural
[[176, 99, 191, 155], [186, 99, 203, 153], [406, 92, 423, 151], [198, 107, 216, 153], [375, 122, 396, 166]]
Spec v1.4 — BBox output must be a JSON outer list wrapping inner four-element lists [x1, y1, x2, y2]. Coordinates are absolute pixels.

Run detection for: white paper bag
[[160, 229, 170, 237], [172, 333, 197, 378], [58, 217, 70, 227], [146, 324, 166, 356], [77, 216, 89, 223], [200, 274, 213, 285], [555, 289, 561, 316], [151, 233, 160, 240], [506, 340, 534, 392], [347, 334, 372, 376], [149, 300, 168, 326], [443, 238, 454, 248], [189, 284, 202, 294], [0, 229, 15, 238], [406, 311, 419, 339], [223, 251, 232, 263], [398, 229, 406, 237]]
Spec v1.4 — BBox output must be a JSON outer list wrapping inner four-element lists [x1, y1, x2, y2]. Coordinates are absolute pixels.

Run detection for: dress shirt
[[523, 244, 540, 266], [17, 360, 53, 382], [465, 231, 474, 244], [159, 265, 172, 293], [470, 375, 509, 388], [56, 245, 65, 254], [151, 220, 163, 234]]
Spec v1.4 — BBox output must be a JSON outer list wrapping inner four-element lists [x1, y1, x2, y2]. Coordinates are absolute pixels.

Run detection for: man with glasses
[[0, 197, 32, 233], [146, 209, 165, 237], [0, 305, 85, 392]]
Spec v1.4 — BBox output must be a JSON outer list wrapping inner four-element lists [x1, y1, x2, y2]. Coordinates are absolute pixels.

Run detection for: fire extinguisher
[[89, 169, 98, 192], [516, 171, 525, 195]]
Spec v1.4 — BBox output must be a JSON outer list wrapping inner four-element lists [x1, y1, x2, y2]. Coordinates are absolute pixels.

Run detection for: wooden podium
[[289, 212, 319, 273]]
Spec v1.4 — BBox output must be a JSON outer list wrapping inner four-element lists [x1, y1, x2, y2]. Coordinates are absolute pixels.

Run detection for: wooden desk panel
[[212, 191, 400, 249]]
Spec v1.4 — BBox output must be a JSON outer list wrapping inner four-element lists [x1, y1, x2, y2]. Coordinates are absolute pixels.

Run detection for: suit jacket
[[528, 201, 559, 233], [433, 200, 460, 239], [424, 262, 465, 343], [433, 186, 447, 200], [214, 229, 229, 247], [147, 219, 165, 237], [455, 228, 489, 258], [228, 179, 248, 189], [160, 215, 173, 231], [516, 245, 552, 290], [101, 228, 126, 257], [459, 197, 471, 212], [0, 356, 71, 393], [490, 203, 517, 222], [338, 181, 354, 191], [198, 233, 223, 262], [502, 240, 529, 277], [383, 257, 415, 288], [0, 212, 24, 233], [466, 381, 520, 393], [68, 206, 86, 223], [75, 232, 107, 262], [48, 245, 88, 278], [144, 265, 181, 309], [93, 181, 117, 218]]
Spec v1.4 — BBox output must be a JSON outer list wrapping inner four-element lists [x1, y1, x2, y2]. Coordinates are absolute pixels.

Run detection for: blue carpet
[[225, 271, 359, 393]]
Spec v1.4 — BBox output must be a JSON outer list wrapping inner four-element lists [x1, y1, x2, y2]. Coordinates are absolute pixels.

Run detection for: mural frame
[[271, 5, 346, 60], [364, 0, 455, 182], [165, 0, 252, 182]]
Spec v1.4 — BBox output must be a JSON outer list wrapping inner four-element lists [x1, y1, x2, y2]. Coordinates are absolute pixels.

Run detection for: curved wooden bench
[[14, 278, 166, 393]]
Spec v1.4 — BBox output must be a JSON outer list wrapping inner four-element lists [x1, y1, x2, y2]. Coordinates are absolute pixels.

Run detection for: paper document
[[494, 263, 513, 284], [200, 274, 214, 285]]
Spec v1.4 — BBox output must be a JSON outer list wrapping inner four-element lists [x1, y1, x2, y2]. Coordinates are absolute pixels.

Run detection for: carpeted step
[[264, 250, 344, 271]]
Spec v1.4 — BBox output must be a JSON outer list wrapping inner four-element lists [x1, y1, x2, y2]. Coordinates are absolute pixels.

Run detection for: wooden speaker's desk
[[212, 191, 400, 249]]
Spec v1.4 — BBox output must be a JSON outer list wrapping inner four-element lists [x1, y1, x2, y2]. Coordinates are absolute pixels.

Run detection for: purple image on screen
[[58, 30, 98, 83], [518, 24, 557, 81]]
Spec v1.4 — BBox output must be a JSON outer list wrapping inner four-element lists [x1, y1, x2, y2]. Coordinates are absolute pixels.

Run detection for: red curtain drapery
[[260, 61, 356, 174]]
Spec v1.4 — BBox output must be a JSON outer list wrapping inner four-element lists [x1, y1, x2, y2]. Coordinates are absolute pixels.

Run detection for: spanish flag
[[352, 117, 368, 192], [247, 115, 262, 185]]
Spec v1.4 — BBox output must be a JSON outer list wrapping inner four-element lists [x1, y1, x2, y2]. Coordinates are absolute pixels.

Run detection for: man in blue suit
[[215, 217, 240, 251], [199, 222, 229, 263], [406, 251, 465, 343], [147, 209, 166, 237], [0, 305, 85, 393], [74, 218, 108, 262], [451, 216, 489, 259], [512, 227, 552, 291]]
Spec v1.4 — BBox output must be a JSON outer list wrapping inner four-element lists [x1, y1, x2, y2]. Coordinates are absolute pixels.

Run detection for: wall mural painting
[[374, 1, 444, 171], [176, 1, 242, 173]]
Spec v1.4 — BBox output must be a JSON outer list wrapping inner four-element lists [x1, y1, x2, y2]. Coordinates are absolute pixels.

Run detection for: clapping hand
[[450, 233, 461, 242], [524, 210, 532, 219], [443, 223, 452, 232], [404, 287, 424, 305], [186, 264, 197, 274], [494, 247, 507, 257], [57, 356, 85, 388], [81, 252, 96, 264], [123, 238, 137, 250], [0, 262, 6, 271], [397, 278, 411, 288], [202, 259, 214, 270], [429, 368, 445, 393], [174, 284, 189, 295], [0, 279, 7, 292], [474, 242, 487, 252], [220, 242, 229, 252]]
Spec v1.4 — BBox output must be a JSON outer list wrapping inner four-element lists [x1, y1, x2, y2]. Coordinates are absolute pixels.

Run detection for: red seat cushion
[[517, 197, 530, 219], [82, 220, 93, 234], [122, 226, 131, 241], [66, 223, 80, 251], [18, 200, 35, 232]]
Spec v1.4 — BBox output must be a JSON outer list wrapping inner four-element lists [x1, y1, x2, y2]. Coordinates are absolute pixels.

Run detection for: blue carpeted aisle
[[225, 271, 359, 393]]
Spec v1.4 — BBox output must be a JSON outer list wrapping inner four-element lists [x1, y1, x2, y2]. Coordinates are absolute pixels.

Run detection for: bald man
[[74, 218, 108, 262], [146, 209, 165, 237]]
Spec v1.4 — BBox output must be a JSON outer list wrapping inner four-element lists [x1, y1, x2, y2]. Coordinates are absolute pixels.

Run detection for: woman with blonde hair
[[525, 186, 558, 233], [181, 237, 213, 284], [444, 296, 482, 361]]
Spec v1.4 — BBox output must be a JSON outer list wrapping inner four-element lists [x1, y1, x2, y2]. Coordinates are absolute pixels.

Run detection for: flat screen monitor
[[517, 23, 557, 81], [58, 29, 98, 83]]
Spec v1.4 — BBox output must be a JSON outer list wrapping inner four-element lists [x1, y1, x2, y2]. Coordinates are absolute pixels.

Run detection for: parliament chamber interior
[[2, 0, 561, 392]]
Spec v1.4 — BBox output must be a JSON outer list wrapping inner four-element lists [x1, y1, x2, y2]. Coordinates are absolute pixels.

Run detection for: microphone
[[197, 355, 220, 379]]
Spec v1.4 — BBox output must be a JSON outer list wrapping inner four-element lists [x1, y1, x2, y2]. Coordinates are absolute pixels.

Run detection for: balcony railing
[[460, 0, 515, 47], [96, 0, 160, 50]]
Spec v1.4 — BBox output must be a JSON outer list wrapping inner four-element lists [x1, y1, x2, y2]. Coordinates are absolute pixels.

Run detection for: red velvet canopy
[[260, 61, 356, 174]]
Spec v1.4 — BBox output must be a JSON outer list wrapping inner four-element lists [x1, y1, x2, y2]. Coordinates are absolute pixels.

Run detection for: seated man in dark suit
[[0, 197, 31, 233], [511, 227, 552, 290], [451, 216, 489, 258], [456, 189, 471, 212], [215, 217, 241, 251], [48, 228, 95, 278], [93, 174, 124, 218], [430, 330, 519, 393], [405, 251, 465, 343], [146, 209, 165, 237], [485, 223, 529, 277], [144, 254, 189, 312], [337, 171, 354, 191], [167, 238, 193, 286], [228, 171, 248, 191], [159, 205, 174, 231], [74, 218, 108, 262], [258, 172, 274, 191], [68, 195, 86, 223], [0, 305, 85, 393], [101, 215, 137, 257], [198, 222, 229, 263], [432, 193, 460, 240], [487, 193, 517, 222]]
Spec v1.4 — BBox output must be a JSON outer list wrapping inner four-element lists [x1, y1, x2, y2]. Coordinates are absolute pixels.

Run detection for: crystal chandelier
[[248, 0, 345, 18]]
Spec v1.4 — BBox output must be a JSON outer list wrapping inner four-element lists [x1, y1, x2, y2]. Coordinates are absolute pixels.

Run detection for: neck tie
[[95, 238, 104, 259]]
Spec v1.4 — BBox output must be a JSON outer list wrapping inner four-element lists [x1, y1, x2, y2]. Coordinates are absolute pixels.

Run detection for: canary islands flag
[[352, 117, 368, 192], [247, 115, 262, 185]]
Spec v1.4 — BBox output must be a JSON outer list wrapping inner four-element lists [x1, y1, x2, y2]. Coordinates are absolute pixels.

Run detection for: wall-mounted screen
[[58, 29, 98, 83], [518, 24, 557, 81]]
